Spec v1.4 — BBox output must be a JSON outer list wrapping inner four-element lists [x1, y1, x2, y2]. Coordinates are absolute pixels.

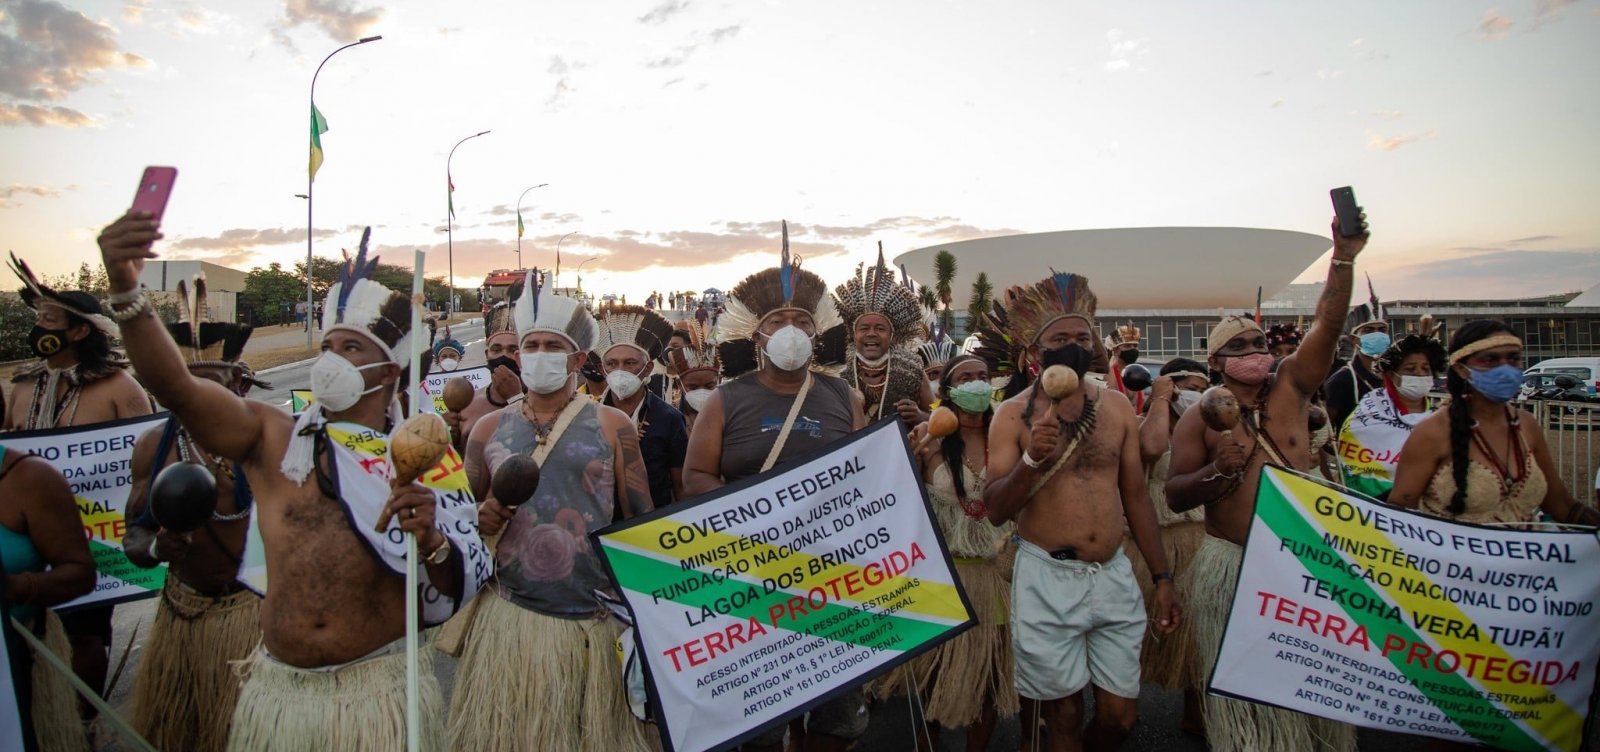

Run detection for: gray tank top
[[718, 372, 856, 482], [487, 401, 616, 618]]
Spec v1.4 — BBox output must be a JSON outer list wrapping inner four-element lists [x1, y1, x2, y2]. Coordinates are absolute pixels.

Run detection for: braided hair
[[1443, 320, 1515, 515], [937, 355, 992, 505]]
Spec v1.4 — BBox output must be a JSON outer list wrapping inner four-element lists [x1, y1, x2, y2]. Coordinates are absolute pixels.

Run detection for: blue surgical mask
[[1467, 364, 1522, 404], [1358, 331, 1391, 357]]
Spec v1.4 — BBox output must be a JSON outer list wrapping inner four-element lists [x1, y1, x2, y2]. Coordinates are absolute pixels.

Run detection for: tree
[[966, 272, 992, 336], [241, 262, 304, 327], [933, 250, 957, 337]]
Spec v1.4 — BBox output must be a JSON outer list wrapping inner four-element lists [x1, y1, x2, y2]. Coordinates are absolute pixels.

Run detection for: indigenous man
[[667, 321, 721, 435], [978, 271, 1180, 752], [648, 327, 693, 401], [594, 304, 689, 508], [834, 250, 933, 427], [1165, 217, 1368, 752], [1322, 302, 1388, 429], [917, 335, 960, 398], [452, 270, 655, 752], [431, 329, 464, 371], [443, 299, 523, 449], [99, 218, 489, 751], [1265, 322, 1304, 362], [4, 254, 152, 711], [122, 278, 266, 751], [1103, 322, 1146, 412], [682, 233, 866, 752]]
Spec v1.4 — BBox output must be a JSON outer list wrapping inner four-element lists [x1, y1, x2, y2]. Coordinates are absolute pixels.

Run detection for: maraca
[[1198, 386, 1242, 442], [442, 377, 475, 414], [1038, 365, 1081, 422], [1121, 363, 1152, 392], [485, 455, 541, 550], [388, 413, 453, 488], [1307, 404, 1329, 433], [150, 462, 218, 533], [915, 406, 959, 451]]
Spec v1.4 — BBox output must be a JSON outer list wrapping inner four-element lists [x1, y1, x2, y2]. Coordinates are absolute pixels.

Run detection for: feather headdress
[[166, 276, 254, 369], [514, 267, 599, 351], [716, 220, 846, 377], [670, 319, 721, 376], [832, 242, 930, 348], [1348, 273, 1387, 333], [594, 304, 674, 361], [998, 270, 1097, 347], [1265, 322, 1304, 350], [1104, 322, 1141, 350], [917, 334, 959, 370], [319, 227, 412, 364], [9, 252, 118, 339], [432, 328, 465, 359], [484, 283, 518, 339]]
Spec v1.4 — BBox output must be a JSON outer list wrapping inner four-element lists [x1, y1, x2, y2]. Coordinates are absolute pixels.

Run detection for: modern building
[[137, 260, 247, 323]]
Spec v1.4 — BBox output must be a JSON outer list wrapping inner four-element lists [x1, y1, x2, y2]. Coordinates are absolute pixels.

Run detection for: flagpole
[[306, 34, 381, 350], [515, 183, 549, 271], [445, 130, 490, 320]]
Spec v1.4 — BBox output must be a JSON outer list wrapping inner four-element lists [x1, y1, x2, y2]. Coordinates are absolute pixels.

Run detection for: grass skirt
[[1187, 535, 1355, 752], [874, 558, 1019, 727], [25, 610, 90, 752], [226, 641, 443, 751], [1122, 520, 1205, 688], [446, 590, 657, 752], [129, 580, 261, 751]]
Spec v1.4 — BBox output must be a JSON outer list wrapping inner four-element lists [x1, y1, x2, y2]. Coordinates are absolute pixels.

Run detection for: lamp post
[[445, 129, 491, 319], [574, 255, 599, 299], [555, 231, 579, 287], [307, 34, 381, 349], [515, 183, 549, 270]]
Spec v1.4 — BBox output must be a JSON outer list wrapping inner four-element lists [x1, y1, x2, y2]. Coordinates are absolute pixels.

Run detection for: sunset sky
[[2, 0, 1597, 304]]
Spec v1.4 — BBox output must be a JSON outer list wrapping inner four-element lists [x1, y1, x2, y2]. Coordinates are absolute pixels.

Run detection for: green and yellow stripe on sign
[[1260, 468, 1580, 752]]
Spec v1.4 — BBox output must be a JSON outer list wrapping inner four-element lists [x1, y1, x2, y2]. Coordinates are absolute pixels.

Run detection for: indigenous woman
[[1391, 320, 1599, 527], [1, 445, 95, 751], [1336, 332, 1444, 499], [890, 354, 1017, 751]]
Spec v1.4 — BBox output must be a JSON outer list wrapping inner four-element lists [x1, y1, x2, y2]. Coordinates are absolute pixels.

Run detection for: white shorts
[[1010, 540, 1147, 700]]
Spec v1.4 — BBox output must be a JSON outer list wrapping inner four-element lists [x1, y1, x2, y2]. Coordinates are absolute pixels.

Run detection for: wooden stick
[[404, 250, 424, 752]]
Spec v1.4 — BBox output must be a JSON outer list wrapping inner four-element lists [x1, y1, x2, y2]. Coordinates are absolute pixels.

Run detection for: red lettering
[[663, 645, 685, 672], [910, 542, 926, 565], [786, 595, 811, 622], [683, 639, 707, 667], [1273, 596, 1297, 624], [1295, 603, 1323, 634], [1380, 634, 1406, 657], [1344, 624, 1372, 651], [1256, 591, 1277, 616], [767, 603, 788, 628], [842, 569, 864, 598], [703, 630, 727, 660], [1405, 641, 1433, 668], [863, 563, 884, 588], [806, 587, 827, 610], [1483, 656, 1506, 683], [1323, 614, 1348, 643]]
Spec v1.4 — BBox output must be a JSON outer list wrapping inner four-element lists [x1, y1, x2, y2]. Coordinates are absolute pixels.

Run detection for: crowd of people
[[0, 202, 1595, 752]]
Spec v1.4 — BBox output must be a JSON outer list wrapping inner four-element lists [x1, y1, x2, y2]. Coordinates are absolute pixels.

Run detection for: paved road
[[250, 318, 488, 410]]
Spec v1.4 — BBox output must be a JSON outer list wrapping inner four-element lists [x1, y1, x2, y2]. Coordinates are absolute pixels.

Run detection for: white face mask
[[1397, 374, 1433, 401], [606, 369, 644, 400], [682, 388, 713, 413], [309, 351, 388, 412], [763, 325, 813, 372], [521, 352, 574, 394], [928, 380, 940, 395], [438, 358, 459, 371], [1173, 389, 1203, 416]]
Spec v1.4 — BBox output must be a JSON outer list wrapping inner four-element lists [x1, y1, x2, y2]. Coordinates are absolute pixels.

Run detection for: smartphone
[[1330, 186, 1363, 238], [131, 166, 177, 221]]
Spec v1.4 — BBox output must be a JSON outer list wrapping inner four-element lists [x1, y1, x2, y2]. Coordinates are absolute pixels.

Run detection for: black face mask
[[486, 355, 518, 376], [28, 326, 67, 359], [1117, 348, 1140, 365], [1039, 343, 1093, 378]]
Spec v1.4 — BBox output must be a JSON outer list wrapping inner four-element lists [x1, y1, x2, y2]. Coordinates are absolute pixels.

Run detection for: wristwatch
[[424, 535, 452, 565], [1152, 571, 1174, 586]]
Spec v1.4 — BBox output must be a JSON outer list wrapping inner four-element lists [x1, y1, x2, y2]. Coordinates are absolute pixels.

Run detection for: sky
[[1, 0, 1598, 306]]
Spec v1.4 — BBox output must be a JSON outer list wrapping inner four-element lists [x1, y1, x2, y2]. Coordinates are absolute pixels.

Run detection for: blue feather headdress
[[319, 226, 412, 363], [514, 267, 598, 351], [999, 269, 1097, 346]]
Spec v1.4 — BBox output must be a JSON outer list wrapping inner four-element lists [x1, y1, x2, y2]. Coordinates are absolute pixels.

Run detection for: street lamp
[[445, 129, 491, 319], [515, 183, 549, 270], [306, 34, 382, 348], [574, 255, 599, 298], [555, 231, 580, 284]]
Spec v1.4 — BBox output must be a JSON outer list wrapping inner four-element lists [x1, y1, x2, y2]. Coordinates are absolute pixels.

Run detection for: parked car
[[1524, 356, 1600, 396], [1521, 372, 1594, 402]]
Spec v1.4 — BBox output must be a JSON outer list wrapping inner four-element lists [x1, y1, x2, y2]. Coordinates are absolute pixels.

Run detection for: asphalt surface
[[96, 315, 1425, 751]]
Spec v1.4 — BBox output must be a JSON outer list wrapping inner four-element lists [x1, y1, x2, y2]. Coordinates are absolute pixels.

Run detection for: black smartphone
[[1330, 186, 1364, 238]]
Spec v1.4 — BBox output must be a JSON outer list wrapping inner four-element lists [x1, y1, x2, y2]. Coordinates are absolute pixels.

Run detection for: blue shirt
[[608, 392, 688, 512]]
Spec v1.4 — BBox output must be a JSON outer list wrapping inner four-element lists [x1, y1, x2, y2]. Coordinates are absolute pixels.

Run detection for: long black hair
[[63, 311, 114, 370], [938, 355, 993, 503], [1443, 319, 1516, 515]]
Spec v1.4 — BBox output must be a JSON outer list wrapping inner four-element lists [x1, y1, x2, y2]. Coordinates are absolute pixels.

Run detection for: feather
[[780, 220, 793, 304]]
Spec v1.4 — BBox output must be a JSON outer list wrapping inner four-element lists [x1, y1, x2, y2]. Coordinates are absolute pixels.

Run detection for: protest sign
[[290, 365, 490, 414], [1211, 465, 1600, 752], [2, 414, 171, 610], [593, 418, 976, 752]]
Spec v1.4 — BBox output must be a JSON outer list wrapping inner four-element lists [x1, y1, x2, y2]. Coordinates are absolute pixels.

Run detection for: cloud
[[171, 227, 336, 252], [1104, 29, 1147, 73], [545, 55, 589, 110], [647, 24, 743, 69], [1385, 247, 1600, 299], [1507, 235, 1558, 244], [1476, 9, 1514, 40], [638, 0, 690, 25], [0, 102, 93, 126], [123, 0, 151, 23], [0, 0, 151, 104], [1366, 129, 1437, 151], [1369, 110, 1404, 119], [0, 182, 72, 207], [273, 0, 383, 49], [708, 25, 740, 43], [1530, 0, 1579, 29]]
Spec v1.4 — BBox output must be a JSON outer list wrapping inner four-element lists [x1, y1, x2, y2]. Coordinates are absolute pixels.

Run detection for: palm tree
[[934, 250, 956, 336], [966, 271, 992, 336]]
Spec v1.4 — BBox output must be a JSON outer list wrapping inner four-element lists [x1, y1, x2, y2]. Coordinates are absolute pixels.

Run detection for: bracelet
[[108, 294, 153, 323], [1199, 462, 1239, 483], [1021, 451, 1043, 470], [1152, 571, 1174, 586], [424, 534, 452, 565], [1330, 257, 1355, 268], [106, 287, 143, 305]]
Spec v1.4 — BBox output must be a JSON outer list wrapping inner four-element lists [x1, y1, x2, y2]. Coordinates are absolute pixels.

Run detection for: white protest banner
[[1211, 465, 1600, 752], [593, 418, 976, 752], [291, 365, 490, 415], [2, 414, 171, 610]]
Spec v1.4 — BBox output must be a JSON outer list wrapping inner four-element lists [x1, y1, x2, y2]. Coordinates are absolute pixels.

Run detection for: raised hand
[[97, 211, 162, 293]]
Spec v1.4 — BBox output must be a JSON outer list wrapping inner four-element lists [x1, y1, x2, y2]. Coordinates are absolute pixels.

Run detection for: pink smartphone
[[130, 166, 177, 220]]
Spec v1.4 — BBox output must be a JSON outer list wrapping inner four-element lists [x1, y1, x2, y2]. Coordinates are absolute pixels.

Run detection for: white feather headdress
[[318, 228, 412, 364], [514, 268, 599, 351]]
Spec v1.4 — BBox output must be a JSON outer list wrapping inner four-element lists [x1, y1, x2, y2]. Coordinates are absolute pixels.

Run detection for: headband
[[1448, 334, 1522, 366]]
